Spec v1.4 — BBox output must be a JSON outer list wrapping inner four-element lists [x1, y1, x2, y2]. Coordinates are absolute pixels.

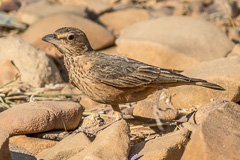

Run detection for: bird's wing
[[88, 53, 183, 88]]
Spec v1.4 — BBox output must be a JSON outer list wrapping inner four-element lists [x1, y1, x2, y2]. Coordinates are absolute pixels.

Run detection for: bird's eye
[[68, 34, 75, 40]]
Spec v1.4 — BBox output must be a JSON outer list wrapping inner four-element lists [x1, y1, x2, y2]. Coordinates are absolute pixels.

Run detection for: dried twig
[[0, 96, 10, 109]]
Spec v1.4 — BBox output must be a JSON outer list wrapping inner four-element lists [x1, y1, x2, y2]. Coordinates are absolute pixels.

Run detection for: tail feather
[[190, 78, 225, 90], [159, 69, 225, 90]]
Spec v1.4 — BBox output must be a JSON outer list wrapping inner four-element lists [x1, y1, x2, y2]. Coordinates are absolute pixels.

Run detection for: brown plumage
[[42, 27, 224, 119]]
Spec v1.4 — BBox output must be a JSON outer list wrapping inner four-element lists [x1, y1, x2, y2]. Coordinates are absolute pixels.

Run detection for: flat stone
[[17, 1, 87, 25], [228, 44, 240, 57], [10, 143, 36, 160], [0, 36, 62, 87], [37, 133, 91, 160], [0, 130, 11, 160], [166, 56, 240, 109], [10, 135, 57, 156], [69, 119, 130, 160], [130, 128, 190, 160], [188, 100, 228, 125], [182, 102, 240, 160], [80, 95, 102, 109], [0, 101, 84, 135], [60, 0, 111, 14], [116, 16, 234, 70], [99, 8, 150, 35], [21, 13, 114, 58], [133, 90, 178, 120]]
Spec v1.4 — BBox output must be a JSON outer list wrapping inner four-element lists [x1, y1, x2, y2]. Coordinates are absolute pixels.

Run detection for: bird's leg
[[111, 104, 123, 120]]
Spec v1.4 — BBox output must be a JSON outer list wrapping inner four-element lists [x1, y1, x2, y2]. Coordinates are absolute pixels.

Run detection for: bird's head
[[42, 27, 93, 56]]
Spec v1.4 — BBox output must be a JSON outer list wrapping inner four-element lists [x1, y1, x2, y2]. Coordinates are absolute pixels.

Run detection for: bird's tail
[[190, 78, 225, 90]]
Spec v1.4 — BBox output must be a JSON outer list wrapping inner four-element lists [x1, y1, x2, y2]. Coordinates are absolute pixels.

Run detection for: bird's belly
[[73, 78, 157, 105]]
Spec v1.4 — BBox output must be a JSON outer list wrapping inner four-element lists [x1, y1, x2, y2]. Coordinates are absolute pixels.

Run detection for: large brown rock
[[10, 135, 56, 155], [188, 100, 228, 125], [0, 101, 84, 135], [37, 133, 91, 160], [228, 44, 240, 57], [166, 56, 240, 109], [130, 128, 190, 160], [0, 60, 20, 86], [17, 1, 87, 25], [69, 120, 130, 160], [0, 130, 11, 160], [133, 90, 178, 120], [116, 16, 234, 70], [181, 102, 240, 160], [9, 143, 36, 160], [0, 36, 62, 87], [99, 8, 150, 35], [21, 13, 114, 58], [60, 0, 111, 14]]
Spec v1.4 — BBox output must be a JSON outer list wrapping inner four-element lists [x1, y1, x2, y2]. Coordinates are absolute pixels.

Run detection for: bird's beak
[[42, 34, 60, 45]]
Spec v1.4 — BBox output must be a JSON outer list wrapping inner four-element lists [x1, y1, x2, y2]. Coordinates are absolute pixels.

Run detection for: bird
[[42, 27, 224, 120]]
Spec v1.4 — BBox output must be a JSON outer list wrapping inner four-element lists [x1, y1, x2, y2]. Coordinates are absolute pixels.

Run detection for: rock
[[173, 2, 189, 16], [0, 12, 27, 30], [133, 90, 178, 120], [21, 13, 114, 58], [69, 120, 130, 160], [201, 0, 214, 6], [99, 8, 150, 35], [166, 56, 240, 109], [0, 130, 11, 160], [10, 143, 36, 160], [228, 44, 240, 57], [148, 2, 176, 18], [61, 84, 102, 108], [226, 27, 239, 41], [189, 1, 204, 17], [0, 0, 21, 12], [0, 60, 20, 86], [17, 1, 87, 25], [205, 1, 231, 19], [181, 102, 240, 160], [0, 101, 84, 135], [116, 16, 234, 70], [10, 135, 56, 156], [188, 100, 228, 125], [80, 96, 102, 109], [77, 114, 105, 133], [61, 83, 101, 109], [180, 122, 197, 133], [0, 36, 62, 87], [130, 128, 190, 160], [60, 83, 83, 95], [37, 133, 91, 160], [60, 0, 111, 14]]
